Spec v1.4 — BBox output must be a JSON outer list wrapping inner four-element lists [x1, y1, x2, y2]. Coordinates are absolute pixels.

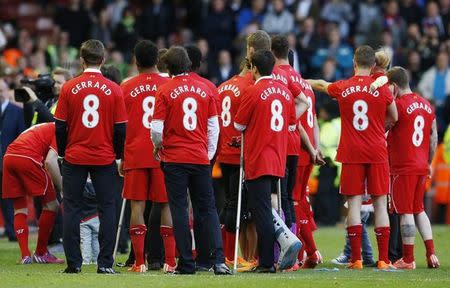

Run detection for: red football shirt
[[234, 76, 296, 180], [278, 65, 317, 165], [54, 69, 128, 165], [6, 123, 56, 164], [121, 72, 169, 170], [189, 72, 220, 110], [217, 75, 254, 165], [272, 65, 302, 156], [387, 93, 435, 175], [328, 75, 393, 163], [153, 74, 218, 165]]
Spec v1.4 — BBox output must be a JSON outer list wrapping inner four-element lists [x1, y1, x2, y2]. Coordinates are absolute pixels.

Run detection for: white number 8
[[306, 96, 313, 128], [352, 100, 369, 131], [412, 115, 425, 147], [183, 97, 197, 131], [82, 94, 99, 128], [142, 96, 155, 129], [221, 96, 231, 127], [270, 99, 284, 132]]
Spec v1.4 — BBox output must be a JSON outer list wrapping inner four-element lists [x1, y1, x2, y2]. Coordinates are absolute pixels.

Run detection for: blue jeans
[[343, 210, 374, 262]]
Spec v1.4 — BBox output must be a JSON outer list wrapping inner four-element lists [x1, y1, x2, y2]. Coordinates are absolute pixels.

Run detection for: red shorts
[[340, 163, 389, 196], [2, 155, 56, 203], [390, 175, 426, 214], [292, 164, 313, 201], [123, 168, 167, 202]]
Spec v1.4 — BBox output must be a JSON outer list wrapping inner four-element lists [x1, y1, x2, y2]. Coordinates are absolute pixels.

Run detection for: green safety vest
[[31, 101, 58, 126], [444, 125, 450, 165]]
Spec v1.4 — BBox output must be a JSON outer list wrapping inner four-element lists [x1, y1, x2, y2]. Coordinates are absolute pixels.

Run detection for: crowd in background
[[0, 0, 450, 231]]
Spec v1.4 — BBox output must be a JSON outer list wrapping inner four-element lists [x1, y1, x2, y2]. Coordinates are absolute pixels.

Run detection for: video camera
[[14, 74, 55, 103]]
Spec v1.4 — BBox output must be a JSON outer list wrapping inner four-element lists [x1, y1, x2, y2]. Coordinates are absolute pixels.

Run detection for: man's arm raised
[[307, 79, 332, 95]]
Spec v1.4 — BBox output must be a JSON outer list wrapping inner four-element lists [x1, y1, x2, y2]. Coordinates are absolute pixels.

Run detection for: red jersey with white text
[[6, 123, 56, 164], [328, 76, 393, 163], [278, 65, 317, 165], [217, 75, 254, 165], [121, 73, 169, 169], [153, 75, 218, 165], [272, 65, 302, 156], [235, 77, 296, 180], [387, 93, 435, 175], [190, 72, 220, 111], [55, 70, 128, 165]]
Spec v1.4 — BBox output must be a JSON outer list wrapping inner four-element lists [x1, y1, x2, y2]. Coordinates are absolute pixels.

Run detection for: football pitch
[[0, 226, 449, 288]]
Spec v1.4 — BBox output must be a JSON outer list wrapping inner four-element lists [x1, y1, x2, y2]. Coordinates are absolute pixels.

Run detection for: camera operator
[[21, 68, 72, 127]]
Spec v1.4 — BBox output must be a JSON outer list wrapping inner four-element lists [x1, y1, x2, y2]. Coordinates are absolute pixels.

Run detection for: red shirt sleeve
[[54, 83, 68, 121], [327, 80, 344, 99], [114, 86, 128, 123], [288, 79, 303, 98], [234, 88, 255, 127], [153, 88, 167, 121]]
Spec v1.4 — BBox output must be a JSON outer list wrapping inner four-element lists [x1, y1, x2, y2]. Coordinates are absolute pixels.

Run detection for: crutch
[[233, 133, 244, 274], [113, 198, 127, 263], [277, 179, 282, 215]]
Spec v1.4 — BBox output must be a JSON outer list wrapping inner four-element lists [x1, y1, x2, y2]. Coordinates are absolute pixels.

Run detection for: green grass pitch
[[0, 225, 449, 288]]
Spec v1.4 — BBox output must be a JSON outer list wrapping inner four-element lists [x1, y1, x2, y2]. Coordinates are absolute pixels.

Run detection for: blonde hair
[[375, 49, 391, 70]]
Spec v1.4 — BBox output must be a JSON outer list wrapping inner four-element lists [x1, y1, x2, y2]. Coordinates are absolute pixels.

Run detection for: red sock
[[129, 224, 147, 266], [226, 231, 236, 260], [14, 213, 30, 258], [300, 221, 317, 256], [35, 210, 57, 255], [297, 232, 305, 262], [424, 239, 435, 257], [347, 225, 362, 262], [403, 244, 414, 263], [160, 226, 176, 267], [375, 226, 390, 263]]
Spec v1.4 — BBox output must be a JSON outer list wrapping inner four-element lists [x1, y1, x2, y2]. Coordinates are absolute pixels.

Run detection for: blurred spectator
[[294, 0, 320, 23], [418, 51, 450, 105], [379, 30, 396, 66], [107, 0, 128, 30], [211, 50, 236, 85], [236, 0, 266, 35], [297, 17, 320, 77], [138, 0, 175, 43], [315, 58, 341, 107], [46, 31, 78, 70], [399, 0, 424, 25], [311, 27, 353, 77], [404, 23, 422, 51], [262, 0, 294, 35], [442, 0, 450, 35], [418, 51, 450, 134], [320, 0, 354, 39], [54, 0, 92, 47], [113, 7, 138, 62], [91, 9, 113, 49], [418, 24, 441, 69], [197, 38, 212, 77], [422, 1, 445, 37], [383, 0, 407, 49], [0, 77, 25, 242], [354, 0, 383, 47], [108, 51, 128, 80], [204, 0, 235, 58], [286, 33, 300, 73], [406, 50, 423, 90]]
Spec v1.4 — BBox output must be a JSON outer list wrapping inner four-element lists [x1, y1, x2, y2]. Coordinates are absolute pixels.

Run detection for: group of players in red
[[1, 29, 440, 273]]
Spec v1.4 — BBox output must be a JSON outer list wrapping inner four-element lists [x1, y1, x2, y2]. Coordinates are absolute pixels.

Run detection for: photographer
[[20, 68, 72, 127]]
